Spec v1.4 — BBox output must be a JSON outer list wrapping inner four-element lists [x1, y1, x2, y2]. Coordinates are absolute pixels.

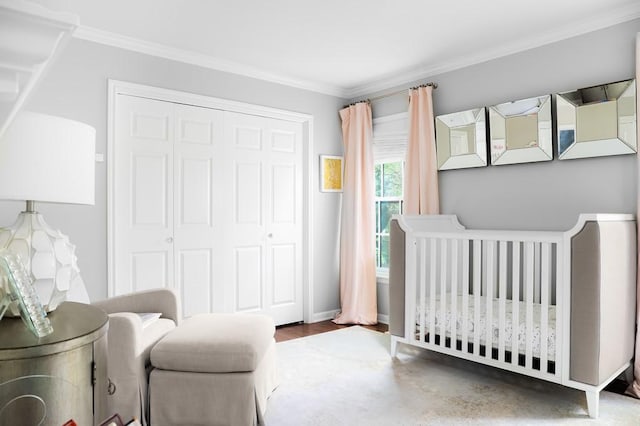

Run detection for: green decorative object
[[0, 249, 53, 337]]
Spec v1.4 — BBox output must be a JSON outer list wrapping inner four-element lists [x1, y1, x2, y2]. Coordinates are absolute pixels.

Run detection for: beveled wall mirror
[[435, 107, 487, 170], [557, 79, 636, 160], [489, 95, 552, 165]]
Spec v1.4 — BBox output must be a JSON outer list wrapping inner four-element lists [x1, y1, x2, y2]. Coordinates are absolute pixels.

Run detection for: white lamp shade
[[0, 111, 95, 204]]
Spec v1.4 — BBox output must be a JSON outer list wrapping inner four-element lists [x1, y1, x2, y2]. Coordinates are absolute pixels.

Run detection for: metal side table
[[0, 302, 108, 426]]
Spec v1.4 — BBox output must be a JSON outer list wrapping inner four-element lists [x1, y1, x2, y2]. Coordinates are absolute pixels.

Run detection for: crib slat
[[429, 238, 437, 344], [534, 243, 541, 304], [419, 238, 427, 343], [498, 241, 507, 363], [440, 239, 448, 347], [461, 240, 470, 353], [511, 242, 520, 366], [450, 239, 459, 351], [554, 241, 563, 380], [485, 240, 495, 359], [473, 239, 481, 356], [540, 243, 551, 371], [525, 242, 534, 369]]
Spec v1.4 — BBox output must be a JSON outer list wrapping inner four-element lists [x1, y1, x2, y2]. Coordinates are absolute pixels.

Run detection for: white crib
[[388, 214, 636, 419]]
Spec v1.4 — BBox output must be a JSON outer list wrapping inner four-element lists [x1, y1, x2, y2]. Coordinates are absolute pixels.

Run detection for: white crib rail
[[405, 228, 564, 384]]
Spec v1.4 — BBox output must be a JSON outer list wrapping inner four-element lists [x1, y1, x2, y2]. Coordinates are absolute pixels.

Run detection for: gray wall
[[0, 38, 345, 317], [360, 19, 640, 320], [2, 19, 637, 323]]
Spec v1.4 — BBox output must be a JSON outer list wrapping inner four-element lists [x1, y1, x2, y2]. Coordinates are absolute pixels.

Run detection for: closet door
[[173, 104, 224, 316], [113, 96, 223, 316], [113, 95, 304, 325], [223, 111, 303, 325], [113, 95, 175, 295]]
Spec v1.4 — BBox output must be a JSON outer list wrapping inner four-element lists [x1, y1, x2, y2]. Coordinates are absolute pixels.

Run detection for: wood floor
[[275, 320, 388, 342]]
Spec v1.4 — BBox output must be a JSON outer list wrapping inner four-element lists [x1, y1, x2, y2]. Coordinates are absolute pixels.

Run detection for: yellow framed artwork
[[320, 155, 343, 192]]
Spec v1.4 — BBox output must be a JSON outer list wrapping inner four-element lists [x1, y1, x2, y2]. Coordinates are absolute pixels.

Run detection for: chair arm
[[105, 312, 144, 368], [92, 288, 181, 324], [102, 312, 146, 421]]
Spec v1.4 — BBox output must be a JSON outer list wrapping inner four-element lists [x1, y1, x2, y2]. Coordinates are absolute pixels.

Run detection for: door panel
[[179, 158, 212, 226], [174, 104, 223, 315], [179, 249, 212, 317], [235, 246, 263, 311], [132, 154, 168, 226], [131, 252, 168, 292], [178, 117, 214, 146], [271, 129, 297, 153], [235, 162, 263, 225], [271, 244, 296, 305], [271, 164, 295, 224], [234, 126, 262, 150], [114, 96, 174, 295], [224, 112, 303, 325], [131, 113, 169, 141], [266, 118, 303, 324]]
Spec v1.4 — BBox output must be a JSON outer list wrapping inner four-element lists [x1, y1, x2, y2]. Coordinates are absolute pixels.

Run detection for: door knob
[[166, 237, 174, 243], [267, 233, 273, 238]]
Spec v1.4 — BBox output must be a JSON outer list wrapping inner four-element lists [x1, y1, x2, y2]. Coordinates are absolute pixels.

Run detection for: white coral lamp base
[[0, 211, 81, 314]]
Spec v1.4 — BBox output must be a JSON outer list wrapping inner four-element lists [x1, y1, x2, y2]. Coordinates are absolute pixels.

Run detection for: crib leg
[[585, 390, 599, 419], [390, 336, 399, 357]]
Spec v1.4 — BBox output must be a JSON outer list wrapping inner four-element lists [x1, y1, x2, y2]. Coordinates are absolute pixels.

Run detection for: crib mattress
[[415, 294, 556, 361]]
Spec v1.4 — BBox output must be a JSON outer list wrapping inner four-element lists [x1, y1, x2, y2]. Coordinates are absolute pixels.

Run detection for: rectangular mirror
[[557, 79, 636, 160], [435, 107, 487, 170], [489, 95, 552, 165]]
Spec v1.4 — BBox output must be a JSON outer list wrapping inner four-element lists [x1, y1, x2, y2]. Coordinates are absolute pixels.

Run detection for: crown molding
[[72, 2, 640, 101], [344, 3, 640, 99], [73, 25, 348, 98]]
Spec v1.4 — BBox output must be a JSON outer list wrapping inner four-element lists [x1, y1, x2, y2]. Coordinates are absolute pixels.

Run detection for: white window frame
[[374, 161, 405, 277], [372, 112, 409, 278]]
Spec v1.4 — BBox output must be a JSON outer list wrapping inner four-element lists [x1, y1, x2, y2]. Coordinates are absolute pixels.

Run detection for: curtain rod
[[343, 82, 437, 108]]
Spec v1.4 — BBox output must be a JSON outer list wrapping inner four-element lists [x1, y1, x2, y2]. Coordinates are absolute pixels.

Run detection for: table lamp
[[0, 111, 95, 313]]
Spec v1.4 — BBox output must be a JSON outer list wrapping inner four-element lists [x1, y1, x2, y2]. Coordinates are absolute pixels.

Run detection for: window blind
[[371, 112, 408, 163]]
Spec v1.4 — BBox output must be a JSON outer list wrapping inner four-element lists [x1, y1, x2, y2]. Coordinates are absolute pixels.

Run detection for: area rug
[[264, 326, 640, 425]]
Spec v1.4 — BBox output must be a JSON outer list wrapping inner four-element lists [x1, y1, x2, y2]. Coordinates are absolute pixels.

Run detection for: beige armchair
[[91, 288, 181, 425]]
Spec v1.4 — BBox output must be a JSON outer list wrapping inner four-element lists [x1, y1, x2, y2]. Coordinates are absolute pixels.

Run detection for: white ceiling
[[28, 0, 640, 97]]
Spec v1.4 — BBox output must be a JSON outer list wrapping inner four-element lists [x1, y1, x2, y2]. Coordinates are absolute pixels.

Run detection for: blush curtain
[[333, 102, 377, 325], [627, 32, 640, 398], [404, 86, 439, 214]]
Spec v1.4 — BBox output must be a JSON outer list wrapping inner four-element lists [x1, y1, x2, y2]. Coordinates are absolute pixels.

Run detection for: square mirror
[[435, 107, 487, 170], [489, 95, 552, 165], [557, 79, 636, 160]]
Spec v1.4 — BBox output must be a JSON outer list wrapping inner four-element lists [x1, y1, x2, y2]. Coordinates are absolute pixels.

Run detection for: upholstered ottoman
[[149, 313, 278, 426]]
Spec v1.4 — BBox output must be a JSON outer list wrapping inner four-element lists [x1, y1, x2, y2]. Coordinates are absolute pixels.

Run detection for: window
[[371, 112, 408, 277], [374, 161, 404, 274]]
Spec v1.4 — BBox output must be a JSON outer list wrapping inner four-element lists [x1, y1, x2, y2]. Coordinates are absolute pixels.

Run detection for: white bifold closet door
[[113, 95, 303, 325]]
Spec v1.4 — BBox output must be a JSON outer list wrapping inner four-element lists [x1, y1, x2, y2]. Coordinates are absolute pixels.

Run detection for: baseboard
[[311, 309, 388, 325], [311, 309, 340, 323]]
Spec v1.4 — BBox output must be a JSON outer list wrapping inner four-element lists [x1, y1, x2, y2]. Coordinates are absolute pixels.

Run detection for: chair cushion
[[150, 313, 275, 373], [141, 318, 176, 363]]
